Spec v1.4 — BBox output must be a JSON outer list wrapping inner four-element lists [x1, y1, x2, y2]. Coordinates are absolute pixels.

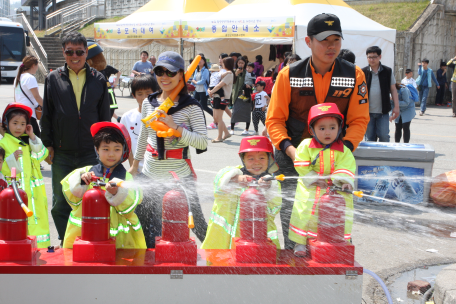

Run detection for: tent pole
[[180, 38, 184, 57], [293, 25, 297, 54], [193, 43, 196, 59]]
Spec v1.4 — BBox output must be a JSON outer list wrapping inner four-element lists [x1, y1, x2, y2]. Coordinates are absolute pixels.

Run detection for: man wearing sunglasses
[[41, 31, 111, 245]]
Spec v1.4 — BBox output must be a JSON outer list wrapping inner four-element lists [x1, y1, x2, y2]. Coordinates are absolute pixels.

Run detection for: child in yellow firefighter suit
[[0, 103, 50, 247], [201, 136, 282, 250], [62, 122, 146, 249], [289, 103, 356, 257]]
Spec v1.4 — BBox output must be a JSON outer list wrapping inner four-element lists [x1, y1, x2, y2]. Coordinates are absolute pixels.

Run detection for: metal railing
[[45, 0, 105, 37], [7, 13, 48, 74], [45, 3, 80, 36]]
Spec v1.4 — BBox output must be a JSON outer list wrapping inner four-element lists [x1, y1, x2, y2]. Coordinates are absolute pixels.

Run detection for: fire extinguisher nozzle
[[188, 213, 195, 229], [353, 191, 364, 198], [22, 204, 33, 217], [263, 174, 286, 182]]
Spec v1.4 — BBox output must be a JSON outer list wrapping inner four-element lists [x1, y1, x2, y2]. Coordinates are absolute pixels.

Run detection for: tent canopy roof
[[120, 0, 228, 23]]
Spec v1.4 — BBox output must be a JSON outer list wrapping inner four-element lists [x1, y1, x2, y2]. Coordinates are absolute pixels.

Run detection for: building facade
[[394, 0, 456, 104], [0, 0, 11, 17]]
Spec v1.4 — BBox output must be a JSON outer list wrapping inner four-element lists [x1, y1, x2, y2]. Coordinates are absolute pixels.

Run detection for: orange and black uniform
[[266, 56, 369, 249]]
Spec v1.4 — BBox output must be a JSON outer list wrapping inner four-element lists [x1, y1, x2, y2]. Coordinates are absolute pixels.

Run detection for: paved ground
[[1, 79, 455, 303]]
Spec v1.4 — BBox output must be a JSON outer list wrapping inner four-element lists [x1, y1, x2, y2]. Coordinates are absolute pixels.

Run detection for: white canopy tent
[[186, 0, 396, 70]]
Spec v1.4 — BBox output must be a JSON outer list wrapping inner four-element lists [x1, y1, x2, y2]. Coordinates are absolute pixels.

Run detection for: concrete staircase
[[38, 37, 66, 72]]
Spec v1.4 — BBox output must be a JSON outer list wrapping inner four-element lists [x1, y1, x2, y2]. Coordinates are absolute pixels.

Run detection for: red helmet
[[308, 103, 344, 133], [2, 103, 33, 129], [90, 122, 131, 163], [239, 136, 279, 173]]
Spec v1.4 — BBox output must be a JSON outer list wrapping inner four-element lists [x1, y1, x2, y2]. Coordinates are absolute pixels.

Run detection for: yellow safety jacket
[[289, 138, 356, 245], [62, 165, 146, 249], [0, 133, 50, 247], [201, 166, 281, 250], [447, 59, 456, 83]]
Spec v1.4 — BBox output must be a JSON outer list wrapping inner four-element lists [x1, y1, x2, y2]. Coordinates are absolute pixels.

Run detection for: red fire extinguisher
[[0, 167, 33, 241], [81, 176, 110, 242], [235, 179, 277, 264], [239, 180, 268, 242], [161, 171, 194, 243], [155, 171, 197, 264], [316, 188, 346, 244]]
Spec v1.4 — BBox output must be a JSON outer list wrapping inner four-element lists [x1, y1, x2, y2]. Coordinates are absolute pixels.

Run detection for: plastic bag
[[430, 170, 456, 207]]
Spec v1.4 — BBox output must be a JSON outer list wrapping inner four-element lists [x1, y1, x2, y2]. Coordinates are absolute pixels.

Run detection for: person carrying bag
[[13, 55, 43, 136]]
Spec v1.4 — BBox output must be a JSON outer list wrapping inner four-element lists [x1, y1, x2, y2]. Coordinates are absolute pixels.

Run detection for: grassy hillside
[[351, 1, 429, 31], [79, 16, 125, 38]]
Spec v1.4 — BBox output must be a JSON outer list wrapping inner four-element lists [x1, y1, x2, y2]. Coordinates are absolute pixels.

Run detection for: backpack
[[406, 84, 419, 102], [256, 77, 274, 95]]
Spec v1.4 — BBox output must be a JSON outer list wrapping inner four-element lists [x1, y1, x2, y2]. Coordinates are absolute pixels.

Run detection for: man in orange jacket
[[266, 13, 370, 249]]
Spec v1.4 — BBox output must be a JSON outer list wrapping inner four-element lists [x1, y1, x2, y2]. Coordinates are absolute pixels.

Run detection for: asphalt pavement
[[0, 80, 455, 303]]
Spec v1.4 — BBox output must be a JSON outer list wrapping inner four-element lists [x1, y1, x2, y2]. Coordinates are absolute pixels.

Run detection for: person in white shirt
[[252, 81, 270, 135], [401, 69, 417, 88], [13, 55, 43, 136], [120, 74, 159, 172]]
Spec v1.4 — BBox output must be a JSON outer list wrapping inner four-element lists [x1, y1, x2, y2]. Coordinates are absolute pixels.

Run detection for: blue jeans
[[365, 113, 390, 142], [419, 86, 429, 112], [51, 150, 98, 241]]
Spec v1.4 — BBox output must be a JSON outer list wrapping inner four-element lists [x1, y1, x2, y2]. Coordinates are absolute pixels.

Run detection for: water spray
[[169, 171, 194, 229]]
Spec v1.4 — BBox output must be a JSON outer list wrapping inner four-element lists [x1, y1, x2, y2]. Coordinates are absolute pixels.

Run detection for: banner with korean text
[[94, 21, 181, 39], [181, 17, 295, 39]]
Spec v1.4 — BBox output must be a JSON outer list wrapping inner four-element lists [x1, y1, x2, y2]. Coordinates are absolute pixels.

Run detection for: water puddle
[[389, 264, 450, 303]]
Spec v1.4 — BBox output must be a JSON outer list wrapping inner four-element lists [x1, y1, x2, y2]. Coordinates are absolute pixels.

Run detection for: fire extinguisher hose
[[10, 168, 33, 217]]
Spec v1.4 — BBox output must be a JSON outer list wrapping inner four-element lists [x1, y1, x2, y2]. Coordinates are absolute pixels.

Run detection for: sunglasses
[[64, 49, 86, 57], [154, 67, 178, 78]]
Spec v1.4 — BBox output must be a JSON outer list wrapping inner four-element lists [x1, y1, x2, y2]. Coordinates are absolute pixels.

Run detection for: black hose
[[11, 180, 25, 206], [421, 286, 434, 304], [98, 182, 117, 187]]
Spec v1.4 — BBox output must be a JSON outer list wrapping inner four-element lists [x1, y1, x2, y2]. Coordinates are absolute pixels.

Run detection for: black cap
[[307, 13, 343, 41], [86, 39, 103, 60]]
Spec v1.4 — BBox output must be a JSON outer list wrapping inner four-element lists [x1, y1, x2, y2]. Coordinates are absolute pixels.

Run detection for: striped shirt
[[134, 96, 208, 180]]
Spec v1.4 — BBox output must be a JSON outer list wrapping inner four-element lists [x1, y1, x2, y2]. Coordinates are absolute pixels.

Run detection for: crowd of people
[[3, 12, 455, 257]]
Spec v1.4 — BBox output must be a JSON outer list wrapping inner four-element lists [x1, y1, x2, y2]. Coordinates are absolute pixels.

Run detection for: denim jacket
[[193, 67, 210, 95], [416, 66, 438, 87]]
